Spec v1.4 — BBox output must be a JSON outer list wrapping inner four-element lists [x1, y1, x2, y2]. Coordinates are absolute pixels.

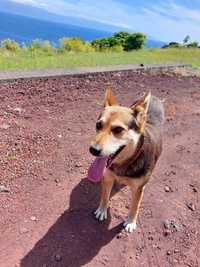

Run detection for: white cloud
[[150, 1, 200, 24], [9, 0, 200, 42], [11, 0, 47, 7]]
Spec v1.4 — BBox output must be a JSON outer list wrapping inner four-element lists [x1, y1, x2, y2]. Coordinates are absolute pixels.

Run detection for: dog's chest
[[110, 152, 147, 179]]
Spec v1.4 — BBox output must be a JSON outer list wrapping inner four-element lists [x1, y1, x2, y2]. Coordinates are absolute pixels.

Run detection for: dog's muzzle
[[89, 144, 102, 156]]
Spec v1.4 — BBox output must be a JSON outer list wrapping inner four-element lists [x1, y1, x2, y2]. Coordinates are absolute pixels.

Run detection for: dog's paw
[[94, 207, 107, 221], [123, 219, 137, 232]]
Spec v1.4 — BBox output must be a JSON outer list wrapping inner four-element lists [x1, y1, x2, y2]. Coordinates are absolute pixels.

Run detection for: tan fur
[[91, 88, 162, 232]]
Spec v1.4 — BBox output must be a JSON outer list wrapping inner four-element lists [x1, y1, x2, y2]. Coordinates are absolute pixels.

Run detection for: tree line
[[0, 31, 146, 53], [163, 35, 199, 48], [0, 32, 198, 53]]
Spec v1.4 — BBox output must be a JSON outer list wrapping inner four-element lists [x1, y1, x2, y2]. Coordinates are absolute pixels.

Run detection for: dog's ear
[[104, 87, 118, 107], [131, 91, 151, 132]]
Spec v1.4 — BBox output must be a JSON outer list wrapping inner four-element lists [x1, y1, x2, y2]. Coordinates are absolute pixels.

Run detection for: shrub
[[91, 37, 120, 51], [28, 39, 55, 56], [59, 37, 93, 52], [113, 31, 130, 47], [29, 39, 43, 50], [109, 45, 124, 52], [162, 42, 181, 48], [21, 42, 27, 50], [187, 41, 198, 48], [1, 39, 19, 52], [124, 33, 147, 51], [57, 47, 66, 54], [41, 41, 54, 53]]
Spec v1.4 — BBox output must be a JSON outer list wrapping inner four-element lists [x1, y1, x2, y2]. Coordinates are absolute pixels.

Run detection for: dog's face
[[90, 88, 151, 157]]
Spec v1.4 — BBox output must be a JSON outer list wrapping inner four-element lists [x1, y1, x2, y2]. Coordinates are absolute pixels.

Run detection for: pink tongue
[[87, 157, 109, 183]]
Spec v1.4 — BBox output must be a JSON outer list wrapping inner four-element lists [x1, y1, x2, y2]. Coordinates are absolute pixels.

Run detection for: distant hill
[[0, 12, 112, 45], [146, 39, 166, 48], [0, 11, 166, 48]]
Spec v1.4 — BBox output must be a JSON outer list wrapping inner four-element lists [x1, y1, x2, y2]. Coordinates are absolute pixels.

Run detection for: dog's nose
[[89, 144, 102, 156]]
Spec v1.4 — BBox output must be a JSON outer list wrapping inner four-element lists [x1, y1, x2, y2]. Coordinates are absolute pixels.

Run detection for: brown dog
[[89, 88, 164, 232]]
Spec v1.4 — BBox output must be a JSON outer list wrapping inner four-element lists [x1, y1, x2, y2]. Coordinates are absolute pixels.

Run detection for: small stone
[[189, 184, 198, 193], [187, 203, 195, 211], [164, 186, 171, 192], [174, 249, 179, 253], [30, 216, 37, 221], [116, 233, 122, 239], [54, 178, 60, 183], [58, 134, 62, 138], [167, 250, 171, 255], [0, 123, 10, 130], [14, 107, 23, 114], [75, 162, 83, 168], [54, 254, 62, 262], [20, 227, 28, 234], [192, 187, 198, 193], [103, 255, 109, 262], [0, 185, 10, 193], [163, 229, 171, 236], [163, 219, 182, 232]]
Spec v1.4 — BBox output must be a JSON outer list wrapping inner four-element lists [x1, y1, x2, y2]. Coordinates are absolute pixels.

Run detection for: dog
[[89, 87, 164, 232]]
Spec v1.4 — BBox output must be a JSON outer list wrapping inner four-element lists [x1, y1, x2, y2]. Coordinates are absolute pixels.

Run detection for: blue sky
[[10, 0, 200, 42]]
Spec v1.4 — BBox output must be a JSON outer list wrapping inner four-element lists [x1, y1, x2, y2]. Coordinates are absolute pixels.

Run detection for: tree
[[113, 31, 130, 47], [183, 35, 190, 45], [124, 32, 147, 51], [91, 37, 120, 51]]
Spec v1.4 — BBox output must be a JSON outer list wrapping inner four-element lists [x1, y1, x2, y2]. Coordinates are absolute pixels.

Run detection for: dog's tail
[[147, 96, 165, 127]]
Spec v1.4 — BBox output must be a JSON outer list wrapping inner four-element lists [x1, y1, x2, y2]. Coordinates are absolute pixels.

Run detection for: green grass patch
[[0, 48, 199, 70]]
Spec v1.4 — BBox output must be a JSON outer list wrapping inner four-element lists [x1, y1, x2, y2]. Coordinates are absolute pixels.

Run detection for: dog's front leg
[[123, 185, 145, 232], [95, 175, 114, 221]]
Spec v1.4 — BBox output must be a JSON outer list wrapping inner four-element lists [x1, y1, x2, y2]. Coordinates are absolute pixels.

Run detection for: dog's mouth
[[87, 145, 125, 183]]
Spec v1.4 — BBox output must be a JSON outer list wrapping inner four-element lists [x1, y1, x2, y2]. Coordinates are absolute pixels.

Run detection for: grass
[[0, 48, 199, 70]]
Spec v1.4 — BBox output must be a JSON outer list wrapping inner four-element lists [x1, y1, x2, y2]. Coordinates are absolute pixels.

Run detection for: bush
[[41, 41, 54, 53], [29, 39, 43, 50], [21, 42, 27, 50], [28, 39, 54, 56], [1, 39, 19, 52], [187, 42, 198, 48], [113, 31, 130, 47], [59, 37, 93, 52], [124, 33, 146, 51], [91, 37, 120, 51], [162, 42, 182, 48], [109, 45, 124, 52]]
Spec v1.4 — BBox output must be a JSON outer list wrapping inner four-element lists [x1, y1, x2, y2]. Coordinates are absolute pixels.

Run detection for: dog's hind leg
[[94, 174, 114, 221]]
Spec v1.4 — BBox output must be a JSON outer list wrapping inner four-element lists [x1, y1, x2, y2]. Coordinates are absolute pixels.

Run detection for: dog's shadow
[[21, 178, 123, 267]]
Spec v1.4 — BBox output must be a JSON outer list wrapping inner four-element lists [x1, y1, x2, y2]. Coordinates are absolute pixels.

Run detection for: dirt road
[[0, 70, 199, 267]]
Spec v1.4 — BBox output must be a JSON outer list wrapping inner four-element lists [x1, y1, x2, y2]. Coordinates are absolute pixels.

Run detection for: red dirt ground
[[0, 70, 199, 267]]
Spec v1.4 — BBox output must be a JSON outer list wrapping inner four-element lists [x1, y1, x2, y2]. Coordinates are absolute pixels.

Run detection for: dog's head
[[89, 87, 151, 157]]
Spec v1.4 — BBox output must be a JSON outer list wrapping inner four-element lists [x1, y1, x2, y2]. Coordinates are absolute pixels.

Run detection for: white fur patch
[[123, 219, 137, 232], [94, 207, 107, 221], [128, 130, 140, 144], [102, 138, 128, 156]]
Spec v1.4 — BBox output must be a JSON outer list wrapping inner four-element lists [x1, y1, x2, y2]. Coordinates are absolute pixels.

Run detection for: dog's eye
[[112, 126, 124, 135], [96, 121, 103, 131]]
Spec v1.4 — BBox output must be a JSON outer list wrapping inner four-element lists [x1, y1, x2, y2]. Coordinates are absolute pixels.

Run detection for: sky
[[9, 0, 200, 42]]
